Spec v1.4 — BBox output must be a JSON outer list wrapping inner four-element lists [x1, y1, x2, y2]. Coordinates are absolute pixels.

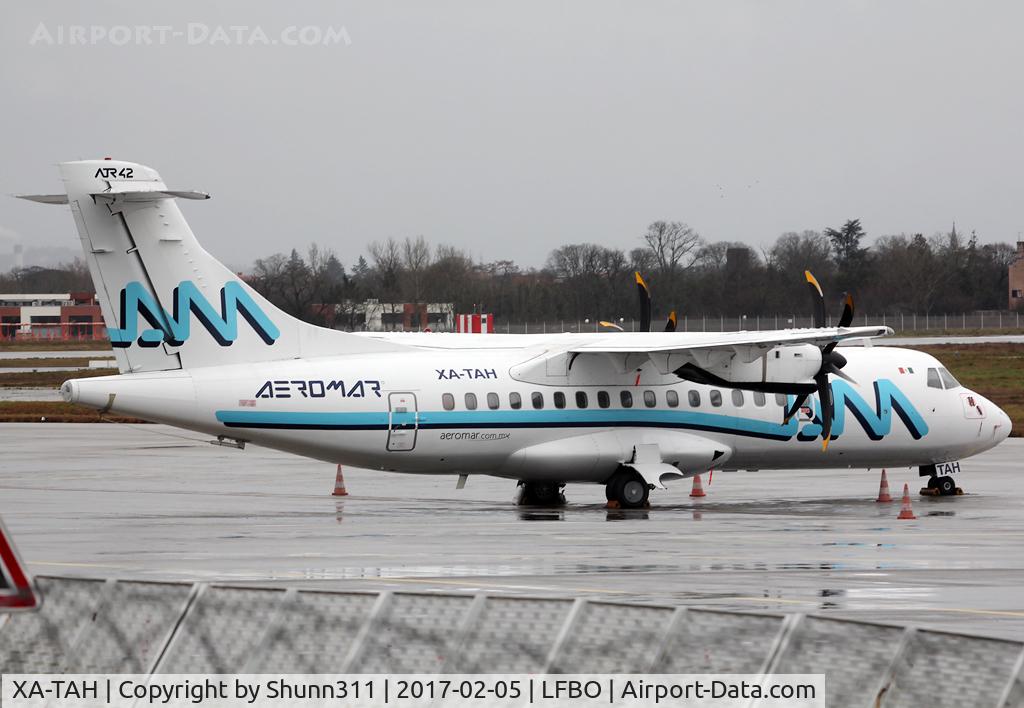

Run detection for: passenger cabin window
[[927, 368, 943, 389], [531, 392, 544, 409], [576, 391, 589, 408], [620, 391, 633, 408], [597, 391, 610, 408], [465, 393, 477, 410], [688, 390, 700, 407], [487, 392, 500, 410], [554, 391, 566, 409], [732, 390, 744, 406], [939, 368, 960, 389], [509, 392, 522, 409], [644, 390, 656, 408], [442, 393, 455, 411], [666, 390, 679, 408], [775, 393, 787, 407], [710, 390, 723, 407], [753, 391, 766, 407]]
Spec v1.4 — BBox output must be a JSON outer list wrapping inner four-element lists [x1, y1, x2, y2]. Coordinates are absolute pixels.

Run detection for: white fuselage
[[63, 335, 1011, 484]]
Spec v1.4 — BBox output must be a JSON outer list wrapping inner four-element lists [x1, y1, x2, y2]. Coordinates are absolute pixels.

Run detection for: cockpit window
[[938, 368, 960, 389], [926, 368, 943, 389]]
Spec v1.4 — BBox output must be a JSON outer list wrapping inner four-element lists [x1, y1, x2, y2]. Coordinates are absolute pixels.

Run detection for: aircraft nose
[[995, 405, 1012, 442]]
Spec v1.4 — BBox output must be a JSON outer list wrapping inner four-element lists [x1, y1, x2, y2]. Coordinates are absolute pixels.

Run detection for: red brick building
[[0, 292, 105, 340]]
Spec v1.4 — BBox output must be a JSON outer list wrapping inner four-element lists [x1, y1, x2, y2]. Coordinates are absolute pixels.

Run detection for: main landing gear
[[919, 464, 962, 497], [605, 468, 651, 509], [517, 481, 566, 506]]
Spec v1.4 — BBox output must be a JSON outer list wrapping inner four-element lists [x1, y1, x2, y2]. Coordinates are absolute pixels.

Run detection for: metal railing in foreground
[[0, 577, 1022, 707]]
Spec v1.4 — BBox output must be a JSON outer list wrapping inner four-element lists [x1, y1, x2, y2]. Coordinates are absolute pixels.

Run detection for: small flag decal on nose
[[898, 367, 915, 374]]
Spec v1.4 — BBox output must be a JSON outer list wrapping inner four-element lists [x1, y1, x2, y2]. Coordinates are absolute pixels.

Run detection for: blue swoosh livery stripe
[[215, 408, 799, 440]]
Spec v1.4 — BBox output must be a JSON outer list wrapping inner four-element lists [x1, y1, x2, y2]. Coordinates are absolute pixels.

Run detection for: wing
[[567, 326, 888, 356], [558, 325, 891, 385]]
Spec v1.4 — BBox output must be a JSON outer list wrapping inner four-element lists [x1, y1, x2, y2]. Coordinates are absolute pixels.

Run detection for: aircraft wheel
[[607, 470, 650, 509], [519, 481, 565, 506], [936, 475, 957, 496], [926, 475, 940, 490]]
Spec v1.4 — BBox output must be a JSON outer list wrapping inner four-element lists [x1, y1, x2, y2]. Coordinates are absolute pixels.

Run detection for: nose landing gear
[[919, 464, 964, 497], [924, 474, 962, 496]]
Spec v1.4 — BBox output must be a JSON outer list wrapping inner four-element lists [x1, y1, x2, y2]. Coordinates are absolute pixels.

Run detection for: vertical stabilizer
[[20, 160, 405, 373]]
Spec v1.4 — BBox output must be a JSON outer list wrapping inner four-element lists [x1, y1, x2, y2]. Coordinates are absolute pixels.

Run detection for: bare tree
[[401, 236, 432, 303], [642, 221, 702, 274], [368, 238, 403, 301]]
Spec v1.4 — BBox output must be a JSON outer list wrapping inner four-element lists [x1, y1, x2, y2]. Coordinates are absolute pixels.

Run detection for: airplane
[[18, 159, 1011, 508]]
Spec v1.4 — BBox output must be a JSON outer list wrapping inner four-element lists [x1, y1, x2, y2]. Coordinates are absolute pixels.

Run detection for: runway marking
[[353, 576, 638, 595], [733, 596, 809, 606], [30, 561, 131, 573], [929, 607, 1024, 619], [734, 596, 1024, 619]]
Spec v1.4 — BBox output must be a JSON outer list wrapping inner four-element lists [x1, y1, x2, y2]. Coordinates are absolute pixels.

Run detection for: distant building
[[725, 247, 751, 271], [1010, 242, 1024, 309], [455, 313, 495, 333], [0, 292, 104, 340], [314, 300, 455, 332]]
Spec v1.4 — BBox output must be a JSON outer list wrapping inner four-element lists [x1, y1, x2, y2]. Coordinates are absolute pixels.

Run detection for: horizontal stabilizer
[[17, 190, 209, 205], [16, 194, 68, 204], [92, 189, 209, 203]]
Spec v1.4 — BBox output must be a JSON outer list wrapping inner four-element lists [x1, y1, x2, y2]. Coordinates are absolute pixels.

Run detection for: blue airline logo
[[110, 281, 280, 348], [796, 379, 928, 441]]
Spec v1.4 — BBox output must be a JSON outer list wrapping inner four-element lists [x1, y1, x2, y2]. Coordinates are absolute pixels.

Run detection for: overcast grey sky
[[2, 1, 1022, 271]]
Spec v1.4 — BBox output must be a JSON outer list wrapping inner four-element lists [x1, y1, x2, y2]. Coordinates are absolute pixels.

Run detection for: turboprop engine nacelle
[[677, 343, 822, 389]]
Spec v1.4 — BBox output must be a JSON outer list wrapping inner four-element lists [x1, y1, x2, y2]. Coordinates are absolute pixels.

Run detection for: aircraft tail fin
[[19, 160, 405, 373]]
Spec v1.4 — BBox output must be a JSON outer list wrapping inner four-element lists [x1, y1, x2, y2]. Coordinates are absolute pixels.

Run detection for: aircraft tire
[[607, 470, 649, 509], [520, 481, 565, 506], [936, 475, 957, 496]]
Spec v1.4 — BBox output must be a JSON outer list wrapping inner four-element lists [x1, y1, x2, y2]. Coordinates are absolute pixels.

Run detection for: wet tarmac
[[0, 388, 63, 401], [1, 423, 1023, 641]]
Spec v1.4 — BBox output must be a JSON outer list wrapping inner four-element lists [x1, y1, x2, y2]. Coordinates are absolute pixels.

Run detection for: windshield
[[938, 368, 960, 389]]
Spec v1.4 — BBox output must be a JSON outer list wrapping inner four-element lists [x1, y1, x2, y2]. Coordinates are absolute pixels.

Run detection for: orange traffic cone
[[897, 483, 916, 519], [690, 474, 706, 498], [332, 464, 348, 496], [876, 469, 893, 503]]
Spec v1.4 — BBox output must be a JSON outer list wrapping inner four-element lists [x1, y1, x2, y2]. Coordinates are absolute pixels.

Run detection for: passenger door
[[387, 392, 418, 451]]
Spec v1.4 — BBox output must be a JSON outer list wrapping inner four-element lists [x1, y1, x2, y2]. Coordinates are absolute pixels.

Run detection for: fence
[[500, 312, 1024, 335], [0, 577, 1022, 707], [2, 315, 1023, 341]]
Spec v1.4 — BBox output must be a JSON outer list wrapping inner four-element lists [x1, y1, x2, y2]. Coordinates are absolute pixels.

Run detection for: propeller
[[634, 272, 678, 332], [635, 272, 652, 332], [781, 271, 857, 450]]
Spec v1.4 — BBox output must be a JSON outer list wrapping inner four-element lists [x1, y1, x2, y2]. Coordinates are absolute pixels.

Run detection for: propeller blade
[[838, 292, 855, 328], [783, 393, 809, 423], [829, 367, 857, 385], [804, 270, 826, 328], [635, 272, 652, 332], [599, 321, 624, 331], [664, 310, 677, 332], [816, 372, 834, 451]]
